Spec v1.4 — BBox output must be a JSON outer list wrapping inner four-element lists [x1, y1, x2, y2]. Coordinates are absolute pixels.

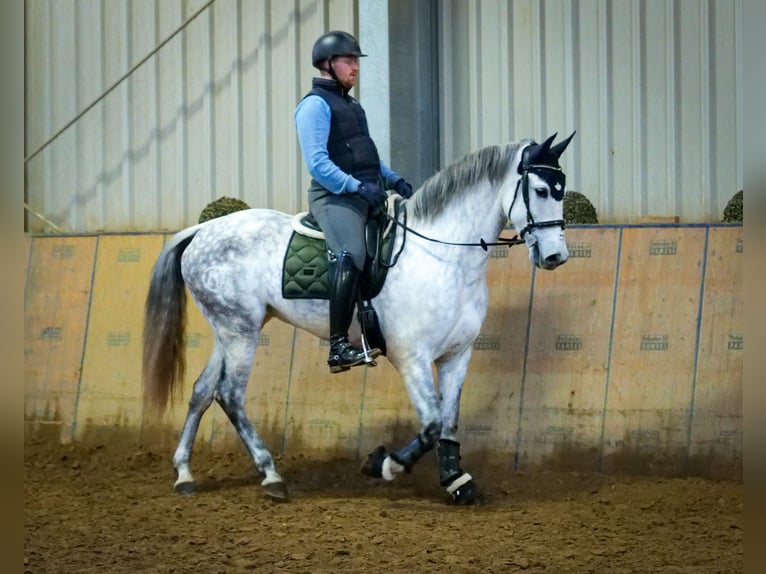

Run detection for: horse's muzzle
[[530, 244, 568, 270], [541, 252, 567, 269]]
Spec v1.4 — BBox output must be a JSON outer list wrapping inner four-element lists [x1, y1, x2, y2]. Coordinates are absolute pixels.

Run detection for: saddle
[[281, 197, 403, 354]]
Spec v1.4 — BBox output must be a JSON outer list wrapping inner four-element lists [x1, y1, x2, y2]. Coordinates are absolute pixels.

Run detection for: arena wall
[[24, 225, 743, 479]]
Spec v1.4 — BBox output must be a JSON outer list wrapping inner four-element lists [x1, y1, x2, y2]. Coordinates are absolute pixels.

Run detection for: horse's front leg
[[362, 360, 441, 481], [435, 347, 482, 505]]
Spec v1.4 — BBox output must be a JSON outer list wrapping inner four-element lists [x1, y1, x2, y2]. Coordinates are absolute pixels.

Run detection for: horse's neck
[[414, 182, 506, 245]]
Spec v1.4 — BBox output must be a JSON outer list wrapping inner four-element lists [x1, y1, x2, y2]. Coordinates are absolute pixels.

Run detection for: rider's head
[[312, 31, 366, 90]]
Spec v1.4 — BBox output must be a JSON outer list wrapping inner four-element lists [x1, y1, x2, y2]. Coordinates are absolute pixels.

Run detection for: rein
[[383, 161, 565, 264], [386, 204, 524, 254]]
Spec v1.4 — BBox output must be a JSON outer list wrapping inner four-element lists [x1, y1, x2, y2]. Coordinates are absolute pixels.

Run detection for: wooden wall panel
[[688, 227, 743, 478], [24, 236, 97, 442], [23, 227, 743, 479], [457, 244, 533, 460], [280, 331, 367, 457], [517, 228, 620, 471], [76, 235, 164, 443], [602, 227, 706, 475]]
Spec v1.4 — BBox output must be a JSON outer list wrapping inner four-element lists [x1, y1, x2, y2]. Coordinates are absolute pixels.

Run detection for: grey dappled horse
[[142, 132, 575, 504]]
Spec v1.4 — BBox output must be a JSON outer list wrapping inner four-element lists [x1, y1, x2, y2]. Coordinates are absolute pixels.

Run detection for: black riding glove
[[393, 178, 413, 199], [357, 182, 387, 213]]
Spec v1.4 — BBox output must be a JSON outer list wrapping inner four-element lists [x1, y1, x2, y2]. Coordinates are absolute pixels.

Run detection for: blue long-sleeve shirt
[[294, 94, 401, 194]]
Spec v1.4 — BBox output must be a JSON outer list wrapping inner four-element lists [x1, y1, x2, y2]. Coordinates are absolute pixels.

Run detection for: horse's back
[[180, 209, 294, 314]]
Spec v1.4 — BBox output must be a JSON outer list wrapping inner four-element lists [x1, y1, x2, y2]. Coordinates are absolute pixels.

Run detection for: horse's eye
[[535, 187, 548, 198]]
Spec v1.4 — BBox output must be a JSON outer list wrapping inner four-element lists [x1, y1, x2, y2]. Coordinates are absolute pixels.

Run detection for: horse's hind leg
[[172, 348, 223, 494], [215, 334, 287, 500]]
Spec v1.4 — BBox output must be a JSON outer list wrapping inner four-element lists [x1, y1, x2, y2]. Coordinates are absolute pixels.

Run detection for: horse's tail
[[142, 225, 201, 417]]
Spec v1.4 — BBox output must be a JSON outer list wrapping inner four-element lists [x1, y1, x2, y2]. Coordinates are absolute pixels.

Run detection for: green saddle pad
[[282, 233, 331, 299], [281, 229, 397, 300]]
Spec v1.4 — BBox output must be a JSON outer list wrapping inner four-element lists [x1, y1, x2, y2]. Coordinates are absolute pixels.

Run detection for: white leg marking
[[174, 465, 194, 487], [381, 456, 405, 481]]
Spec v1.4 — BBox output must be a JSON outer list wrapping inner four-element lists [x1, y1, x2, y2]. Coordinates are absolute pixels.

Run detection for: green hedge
[[198, 196, 251, 223]]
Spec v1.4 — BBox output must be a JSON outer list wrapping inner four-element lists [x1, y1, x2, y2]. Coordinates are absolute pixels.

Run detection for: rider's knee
[[328, 249, 363, 272]]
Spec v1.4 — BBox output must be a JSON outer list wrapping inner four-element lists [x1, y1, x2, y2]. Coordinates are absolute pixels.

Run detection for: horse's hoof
[[361, 445, 387, 478], [174, 481, 196, 496], [451, 480, 482, 506], [263, 481, 289, 501]]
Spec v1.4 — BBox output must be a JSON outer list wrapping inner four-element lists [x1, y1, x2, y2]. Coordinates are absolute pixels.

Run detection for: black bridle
[[509, 163, 567, 240], [384, 161, 566, 261]]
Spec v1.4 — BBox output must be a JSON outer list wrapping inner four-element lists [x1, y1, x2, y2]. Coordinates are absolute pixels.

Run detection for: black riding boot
[[327, 250, 380, 373]]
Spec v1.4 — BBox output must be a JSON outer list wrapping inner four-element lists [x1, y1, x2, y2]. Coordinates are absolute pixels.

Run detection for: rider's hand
[[357, 182, 387, 213], [393, 178, 413, 199]]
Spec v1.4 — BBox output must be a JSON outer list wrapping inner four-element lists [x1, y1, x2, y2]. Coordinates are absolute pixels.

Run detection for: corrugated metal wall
[[438, 0, 742, 223], [25, 0, 356, 233], [25, 0, 743, 232]]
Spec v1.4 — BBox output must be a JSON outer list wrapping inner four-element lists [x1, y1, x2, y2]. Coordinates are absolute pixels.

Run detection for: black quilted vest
[[307, 78, 381, 185]]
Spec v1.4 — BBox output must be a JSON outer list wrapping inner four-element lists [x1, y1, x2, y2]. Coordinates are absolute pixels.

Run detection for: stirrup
[[359, 333, 379, 367], [327, 336, 380, 374]]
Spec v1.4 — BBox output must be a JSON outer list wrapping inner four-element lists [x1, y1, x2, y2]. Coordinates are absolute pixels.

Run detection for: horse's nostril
[[545, 253, 561, 265]]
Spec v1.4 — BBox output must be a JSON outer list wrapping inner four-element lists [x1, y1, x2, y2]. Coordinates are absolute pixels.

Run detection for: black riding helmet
[[312, 31, 367, 68]]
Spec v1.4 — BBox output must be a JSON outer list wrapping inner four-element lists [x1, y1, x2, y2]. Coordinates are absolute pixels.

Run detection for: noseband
[[508, 163, 567, 239]]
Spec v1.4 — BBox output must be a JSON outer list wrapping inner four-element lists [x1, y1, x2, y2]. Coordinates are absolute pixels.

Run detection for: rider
[[294, 30, 414, 374]]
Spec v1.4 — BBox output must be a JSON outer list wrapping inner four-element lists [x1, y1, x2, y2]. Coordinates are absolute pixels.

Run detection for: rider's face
[[329, 55, 359, 89]]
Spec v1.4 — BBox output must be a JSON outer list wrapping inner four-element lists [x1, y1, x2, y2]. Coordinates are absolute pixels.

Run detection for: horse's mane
[[409, 141, 527, 221]]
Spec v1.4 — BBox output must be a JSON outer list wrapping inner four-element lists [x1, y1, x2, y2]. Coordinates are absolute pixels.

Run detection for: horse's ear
[[549, 131, 576, 159], [533, 133, 558, 158], [521, 133, 557, 169]]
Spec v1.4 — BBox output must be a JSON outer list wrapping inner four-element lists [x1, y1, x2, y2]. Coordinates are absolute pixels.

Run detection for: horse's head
[[506, 132, 575, 270]]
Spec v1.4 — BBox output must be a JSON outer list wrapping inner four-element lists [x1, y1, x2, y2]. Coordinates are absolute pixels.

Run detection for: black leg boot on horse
[[327, 250, 381, 373]]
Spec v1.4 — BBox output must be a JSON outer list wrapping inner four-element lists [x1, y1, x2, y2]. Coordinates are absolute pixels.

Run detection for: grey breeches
[[308, 189, 369, 271]]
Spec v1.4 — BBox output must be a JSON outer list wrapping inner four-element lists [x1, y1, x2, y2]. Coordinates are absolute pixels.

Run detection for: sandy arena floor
[[25, 437, 743, 573]]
